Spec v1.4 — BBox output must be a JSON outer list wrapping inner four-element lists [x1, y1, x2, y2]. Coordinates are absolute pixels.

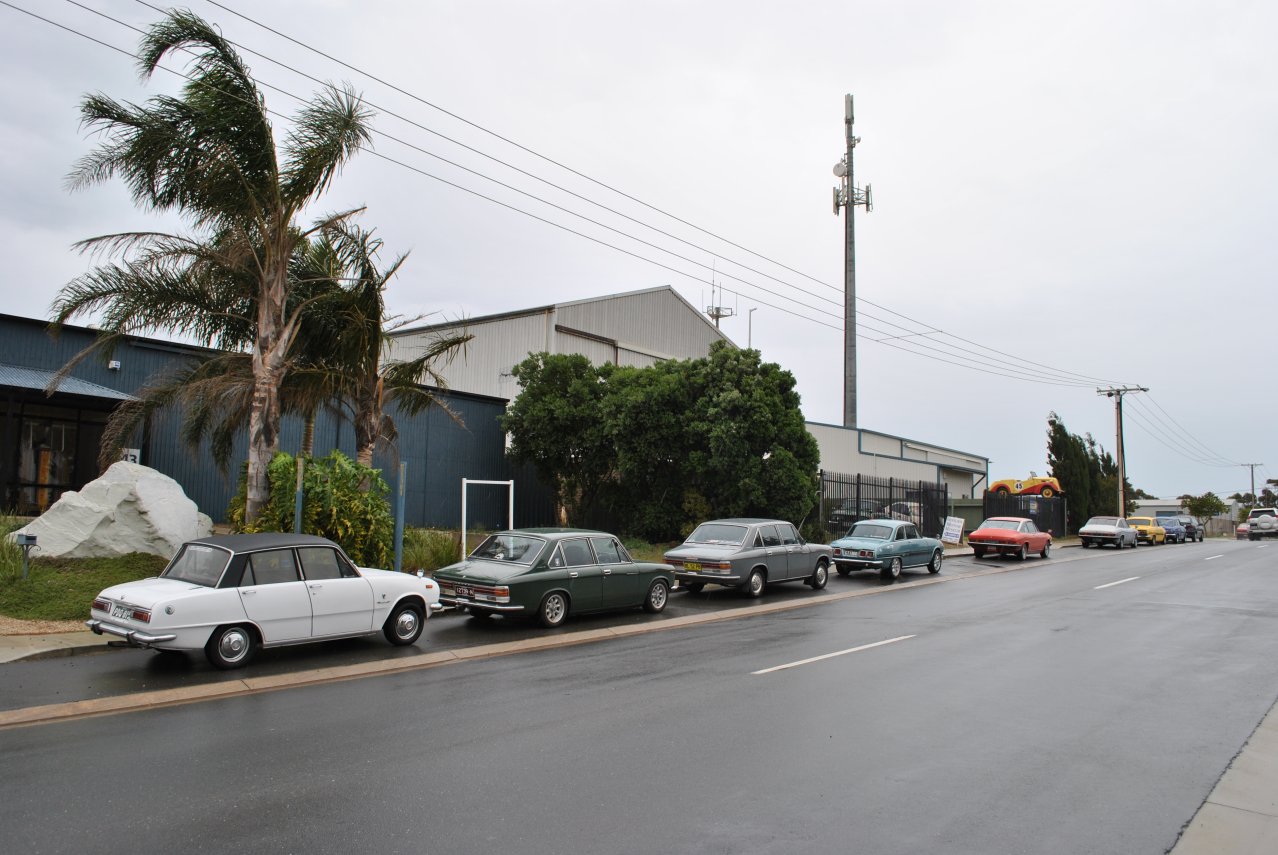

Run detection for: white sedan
[[87, 533, 441, 669]]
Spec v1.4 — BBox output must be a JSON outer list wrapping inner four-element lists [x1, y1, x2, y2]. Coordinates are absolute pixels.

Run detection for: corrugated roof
[[0, 363, 136, 401]]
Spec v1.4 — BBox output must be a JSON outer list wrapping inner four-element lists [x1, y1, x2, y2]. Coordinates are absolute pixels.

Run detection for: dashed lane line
[[752, 635, 917, 675], [1094, 576, 1141, 590]]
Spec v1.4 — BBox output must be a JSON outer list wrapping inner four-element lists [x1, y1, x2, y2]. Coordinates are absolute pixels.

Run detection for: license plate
[[111, 604, 131, 619], [455, 584, 473, 597], [684, 562, 702, 572]]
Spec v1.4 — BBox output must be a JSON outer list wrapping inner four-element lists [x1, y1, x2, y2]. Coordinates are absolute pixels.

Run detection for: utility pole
[[832, 93, 871, 428], [1097, 386, 1148, 516], [1241, 463, 1263, 503]]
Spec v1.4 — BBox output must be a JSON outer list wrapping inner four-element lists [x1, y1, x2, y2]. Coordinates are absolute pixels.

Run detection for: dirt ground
[[0, 615, 85, 636]]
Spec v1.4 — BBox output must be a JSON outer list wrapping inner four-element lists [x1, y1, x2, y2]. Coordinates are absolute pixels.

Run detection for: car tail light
[[494, 586, 511, 603], [859, 550, 874, 559], [92, 598, 110, 613], [439, 583, 455, 596], [832, 548, 843, 557], [666, 559, 683, 567], [131, 608, 152, 623]]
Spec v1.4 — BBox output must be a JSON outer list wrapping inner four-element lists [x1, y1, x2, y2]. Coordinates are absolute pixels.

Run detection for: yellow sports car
[[989, 476, 1062, 498], [1128, 517, 1167, 545]]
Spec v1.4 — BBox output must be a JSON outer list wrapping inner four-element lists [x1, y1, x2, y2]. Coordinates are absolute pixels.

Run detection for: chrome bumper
[[85, 619, 178, 647], [440, 597, 524, 613]]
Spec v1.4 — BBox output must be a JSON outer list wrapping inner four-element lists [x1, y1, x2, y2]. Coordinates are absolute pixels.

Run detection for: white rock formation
[[13, 462, 213, 558]]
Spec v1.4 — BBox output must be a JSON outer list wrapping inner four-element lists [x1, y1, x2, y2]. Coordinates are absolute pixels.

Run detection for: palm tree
[[51, 10, 372, 523]]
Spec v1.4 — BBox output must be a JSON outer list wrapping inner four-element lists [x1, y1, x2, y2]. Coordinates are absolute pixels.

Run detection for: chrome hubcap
[[545, 596, 566, 623], [219, 630, 248, 662], [651, 584, 667, 609], [396, 610, 419, 639]]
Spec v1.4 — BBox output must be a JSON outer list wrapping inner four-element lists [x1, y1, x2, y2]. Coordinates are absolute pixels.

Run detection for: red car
[[968, 516, 1052, 560]]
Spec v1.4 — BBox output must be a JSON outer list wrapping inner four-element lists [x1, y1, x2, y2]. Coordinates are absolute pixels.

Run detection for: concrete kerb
[[0, 548, 1083, 730]]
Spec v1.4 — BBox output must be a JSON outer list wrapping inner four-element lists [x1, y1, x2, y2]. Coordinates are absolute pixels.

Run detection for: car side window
[[590, 537, 627, 564], [246, 549, 300, 586], [548, 545, 565, 569], [894, 527, 906, 541], [1025, 521, 1038, 533], [760, 525, 782, 547], [298, 547, 350, 581], [780, 525, 799, 545], [560, 538, 596, 567], [753, 531, 764, 548], [903, 525, 918, 539]]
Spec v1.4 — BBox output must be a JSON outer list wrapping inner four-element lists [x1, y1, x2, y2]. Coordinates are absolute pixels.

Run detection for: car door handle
[[241, 589, 256, 595], [308, 584, 323, 590], [569, 571, 579, 578], [603, 569, 612, 576]]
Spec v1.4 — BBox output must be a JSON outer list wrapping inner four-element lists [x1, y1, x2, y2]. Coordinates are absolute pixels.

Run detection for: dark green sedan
[[434, 529, 675, 628]]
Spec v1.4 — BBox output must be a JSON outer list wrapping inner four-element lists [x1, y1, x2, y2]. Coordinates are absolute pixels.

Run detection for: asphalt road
[[2, 540, 1274, 855]]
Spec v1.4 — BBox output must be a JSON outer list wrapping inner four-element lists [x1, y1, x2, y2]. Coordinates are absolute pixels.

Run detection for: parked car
[[1245, 508, 1278, 541], [665, 518, 832, 597], [881, 501, 925, 525], [1078, 516, 1138, 549], [1237, 522, 1251, 540], [435, 529, 673, 628], [989, 476, 1062, 498], [967, 516, 1052, 560], [828, 498, 880, 533], [1157, 512, 1205, 542], [1159, 517, 1188, 543], [87, 533, 441, 669], [830, 518, 944, 581], [1128, 516, 1167, 546]]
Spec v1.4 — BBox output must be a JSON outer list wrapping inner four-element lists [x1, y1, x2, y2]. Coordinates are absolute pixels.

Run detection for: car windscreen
[[1129, 518, 1154, 526], [470, 534, 545, 564], [1086, 517, 1119, 526], [685, 523, 748, 545], [161, 543, 231, 587], [848, 523, 892, 540], [978, 520, 1021, 530]]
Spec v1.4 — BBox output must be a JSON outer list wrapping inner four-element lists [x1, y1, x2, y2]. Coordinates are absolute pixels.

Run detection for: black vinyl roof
[[185, 533, 339, 553]]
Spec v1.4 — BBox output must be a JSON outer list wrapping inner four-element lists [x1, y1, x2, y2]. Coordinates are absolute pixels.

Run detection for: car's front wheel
[[643, 579, 669, 613], [538, 592, 570, 628], [743, 569, 766, 598], [384, 602, 424, 646], [205, 624, 257, 670], [927, 549, 942, 574], [881, 557, 902, 582], [809, 560, 829, 589]]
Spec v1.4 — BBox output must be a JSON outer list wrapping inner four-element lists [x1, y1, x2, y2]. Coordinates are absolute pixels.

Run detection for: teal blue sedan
[[830, 519, 944, 582]]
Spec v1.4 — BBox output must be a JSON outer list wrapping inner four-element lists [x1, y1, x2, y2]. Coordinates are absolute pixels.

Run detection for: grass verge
[[0, 553, 168, 622]]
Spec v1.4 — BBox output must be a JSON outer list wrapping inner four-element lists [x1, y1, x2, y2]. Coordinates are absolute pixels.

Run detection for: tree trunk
[[301, 411, 316, 457], [353, 377, 379, 480], [244, 259, 290, 525]]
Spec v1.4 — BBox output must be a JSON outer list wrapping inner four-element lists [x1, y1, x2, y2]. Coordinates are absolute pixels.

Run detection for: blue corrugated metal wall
[[1, 314, 556, 527]]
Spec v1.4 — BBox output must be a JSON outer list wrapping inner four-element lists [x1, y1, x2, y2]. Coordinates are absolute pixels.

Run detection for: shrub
[[228, 451, 394, 567], [401, 528, 461, 574], [0, 511, 23, 582]]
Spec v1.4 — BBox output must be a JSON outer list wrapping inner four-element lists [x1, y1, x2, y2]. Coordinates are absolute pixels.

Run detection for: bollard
[[16, 533, 37, 580]]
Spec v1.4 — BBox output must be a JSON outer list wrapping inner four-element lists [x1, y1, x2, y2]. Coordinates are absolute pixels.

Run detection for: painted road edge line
[[752, 635, 916, 675], [1095, 576, 1140, 590], [1205, 554, 1223, 561]]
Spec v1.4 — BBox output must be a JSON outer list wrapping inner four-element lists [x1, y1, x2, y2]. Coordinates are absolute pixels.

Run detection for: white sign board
[[120, 448, 141, 464], [941, 516, 965, 544]]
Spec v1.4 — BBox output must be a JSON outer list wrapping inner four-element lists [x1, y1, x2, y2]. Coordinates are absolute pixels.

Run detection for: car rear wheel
[[809, 561, 829, 589], [681, 581, 705, 593], [1041, 541, 1052, 559], [927, 550, 942, 574], [881, 557, 902, 582], [205, 624, 257, 670], [384, 602, 424, 646], [538, 592, 569, 628], [643, 579, 670, 613], [1017, 543, 1028, 561], [1040, 486, 1056, 498], [743, 569, 766, 598]]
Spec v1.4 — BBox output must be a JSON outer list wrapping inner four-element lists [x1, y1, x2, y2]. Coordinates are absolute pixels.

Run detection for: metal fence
[[981, 493, 1068, 538], [819, 471, 950, 539]]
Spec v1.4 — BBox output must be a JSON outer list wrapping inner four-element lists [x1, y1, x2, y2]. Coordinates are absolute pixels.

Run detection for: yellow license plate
[[685, 562, 702, 572]]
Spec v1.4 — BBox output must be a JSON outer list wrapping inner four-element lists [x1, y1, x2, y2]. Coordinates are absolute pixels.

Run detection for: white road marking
[[1094, 576, 1140, 590], [1205, 554, 1223, 561], [752, 635, 916, 675]]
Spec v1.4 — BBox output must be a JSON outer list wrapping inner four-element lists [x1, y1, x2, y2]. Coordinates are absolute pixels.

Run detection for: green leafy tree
[[1047, 413, 1140, 531], [52, 10, 373, 524], [1183, 492, 1227, 529], [503, 343, 819, 540]]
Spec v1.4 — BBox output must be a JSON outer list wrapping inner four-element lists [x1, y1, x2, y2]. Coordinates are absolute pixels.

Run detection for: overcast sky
[[2, 0, 1272, 500]]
